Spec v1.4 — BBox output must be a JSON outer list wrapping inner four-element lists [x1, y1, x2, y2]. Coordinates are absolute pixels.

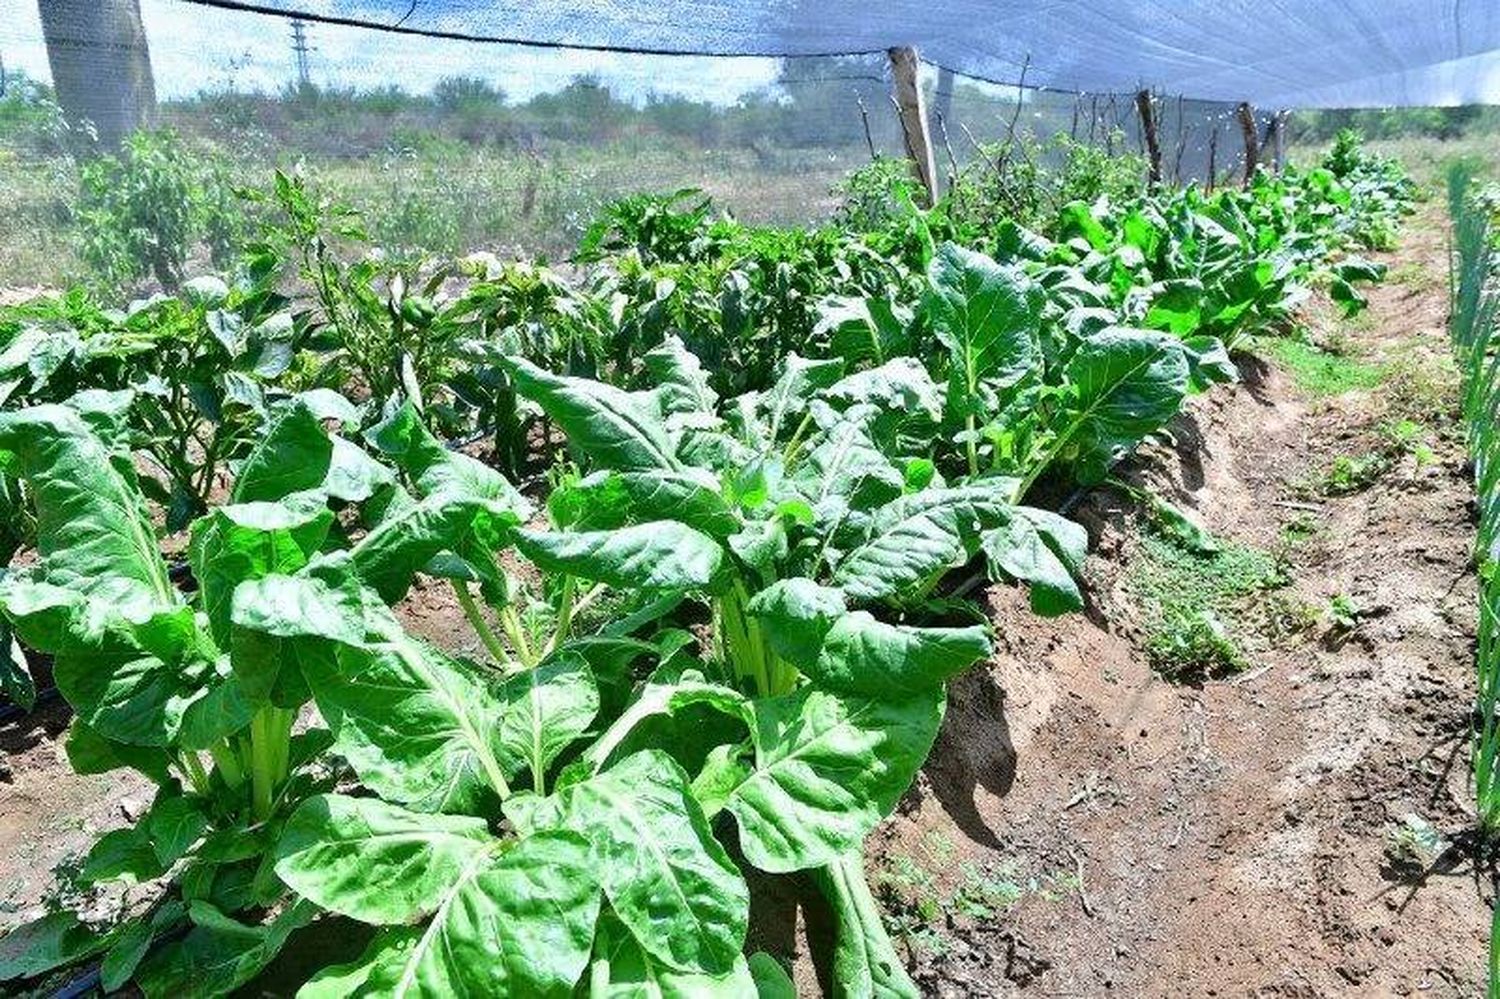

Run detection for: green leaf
[[135, 900, 316, 999], [586, 912, 758, 998], [80, 826, 168, 885], [806, 612, 990, 698], [814, 853, 919, 999], [552, 469, 739, 539], [145, 792, 211, 866], [926, 243, 1044, 417], [744, 578, 846, 667], [0, 618, 34, 712], [365, 402, 531, 513], [506, 357, 678, 471], [189, 498, 334, 647], [64, 718, 173, 783], [497, 652, 600, 792], [513, 522, 723, 591], [232, 400, 332, 503], [725, 686, 944, 873], [832, 487, 1002, 602], [760, 353, 844, 444], [1058, 327, 1190, 483], [100, 918, 154, 992], [981, 506, 1089, 616], [349, 494, 519, 603], [529, 750, 748, 974], [233, 568, 516, 811], [0, 405, 172, 606], [0, 911, 108, 981], [646, 335, 718, 416], [748, 952, 796, 999], [1181, 335, 1237, 393], [275, 793, 495, 924], [577, 678, 753, 779]]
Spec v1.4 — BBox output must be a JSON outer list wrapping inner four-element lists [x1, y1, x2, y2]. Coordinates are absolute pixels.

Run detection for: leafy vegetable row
[[0, 133, 1414, 996]]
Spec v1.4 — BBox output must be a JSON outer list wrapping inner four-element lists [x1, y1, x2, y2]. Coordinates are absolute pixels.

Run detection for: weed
[[1279, 512, 1321, 546], [1264, 337, 1385, 396], [1320, 451, 1393, 495], [1129, 531, 1286, 681], [1327, 593, 1363, 631], [950, 861, 1024, 920]]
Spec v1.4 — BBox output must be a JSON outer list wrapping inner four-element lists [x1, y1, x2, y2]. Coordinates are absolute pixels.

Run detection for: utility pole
[[290, 18, 311, 89]]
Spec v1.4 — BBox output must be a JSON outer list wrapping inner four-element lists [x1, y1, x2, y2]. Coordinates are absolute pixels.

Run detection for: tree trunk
[[39, 0, 157, 153]]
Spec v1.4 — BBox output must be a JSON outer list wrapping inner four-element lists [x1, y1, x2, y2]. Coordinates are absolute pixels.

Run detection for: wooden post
[[1207, 126, 1218, 192], [888, 46, 938, 206], [1269, 109, 1288, 172], [1135, 89, 1163, 186], [1235, 101, 1259, 188]]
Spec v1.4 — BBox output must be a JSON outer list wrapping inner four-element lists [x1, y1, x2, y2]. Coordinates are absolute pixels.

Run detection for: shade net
[[0, 0, 1301, 287], [133, 0, 1500, 108]]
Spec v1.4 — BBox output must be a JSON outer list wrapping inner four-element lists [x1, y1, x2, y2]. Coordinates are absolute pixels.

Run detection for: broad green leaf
[[0, 910, 108, 982], [791, 413, 905, 518], [819, 358, 944, 426], [1181, 335, 1237, 393], [275, 793, 494, 924], [135, 900, 315, 999], [748, 953, 796, 999], [551, 469, 739, 539], [586, 913, 757, 998], [513, 521, 723, 591], [364, 402, 531, 513], [578, 679, 753, 778], [507, 357, 678, 471], [807, 612, 990, 698], [0, 405, 171, 606], [646, 335, 718, 416], [832, 487, 1003, 602], [497, 653, 600, 792], [725, 686, 944, 873], [744, 578, 846, 667], [300, 830, 600, 999], [814, 853, 919, 999], [1058, 327, 1190, 483], [80, 826, 167, 885], [926, 244, 1044, 418], [145, 792, 211, 866], [0, 619, 34, 712], [760, 354, 844, 443], [981, 506, 1089, 616], [189, 498, 334, 646], [349, 494, 518, 603], [100, 918, 154, 992], [232, 400, 332, 503], [530, 750, 748, 974], [233, 569, 515, 811], [64, 718, 173, 783]]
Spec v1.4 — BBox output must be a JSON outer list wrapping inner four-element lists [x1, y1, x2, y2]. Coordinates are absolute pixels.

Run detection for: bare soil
[[0, 207, 1489, 997]]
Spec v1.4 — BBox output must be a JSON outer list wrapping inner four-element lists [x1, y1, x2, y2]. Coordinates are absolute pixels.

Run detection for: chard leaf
[[791, 416, 904, 518], [365, 402, 531, 513], [646, 335, 718, 416], [926, 243, 1044, 415], [832, 487, 1003, 601], [814, 853, 919, 999], [0, 910, 108, 982], [981, 506, 1089, 616], [275, 793, 495, 923], [349, 494, 518, 603], [497, 652, 600, 792], [528, 749, 748, 975], [0, 405, 171, 606], [761, 354, 844, 443], [807, 612, 990, 698], [513, 521, 723, 591], [233, 569, 516, 812], [80, 826, 167, 885], [506, 357, 678, 471], [135, 900, 316, 999], [578, 679, 753, 778], [232, 400, 331, 503], [552, 469, 739, 539], [586, 912, 758, 997], [725, 686, 943, 873], [0, 619, 33, 712], [1057, 327, 1190, 483], [65, 718, 173, 783], [188, 498, 334, 646], [744, 578, 846, 667], [299, 830, 599, 999], [818, 357, 944, 427]]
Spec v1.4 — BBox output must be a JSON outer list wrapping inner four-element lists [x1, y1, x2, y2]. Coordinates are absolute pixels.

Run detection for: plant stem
[[248, 706, 294, 823], [781, 412, 815, 469], [178, 751, 211, 796], [544, 575, 576, 660], [452, 580, 514, 669], [501, 605, 536, 668], [965, 412, 980, 478], [208, 741, 245, 789]]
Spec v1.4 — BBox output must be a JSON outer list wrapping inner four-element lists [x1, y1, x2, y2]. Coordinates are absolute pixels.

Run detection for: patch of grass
[[1128, 531, 1288, 682], [950, 861, 1024, 920], [1264, 337, 1385, 396]]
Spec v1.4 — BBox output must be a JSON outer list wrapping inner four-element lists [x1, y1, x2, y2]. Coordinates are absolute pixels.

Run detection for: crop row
[[0, 132, 1414, 996]]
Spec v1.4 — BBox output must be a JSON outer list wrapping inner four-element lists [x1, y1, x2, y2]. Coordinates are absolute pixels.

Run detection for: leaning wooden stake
[[1235, 101, 1259, 188], [1135, 88, 1163, 186], [887, 46, 938, 206]]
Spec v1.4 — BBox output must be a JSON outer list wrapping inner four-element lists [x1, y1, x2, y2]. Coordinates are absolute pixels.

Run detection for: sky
[[1, 0, 782, 105]]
